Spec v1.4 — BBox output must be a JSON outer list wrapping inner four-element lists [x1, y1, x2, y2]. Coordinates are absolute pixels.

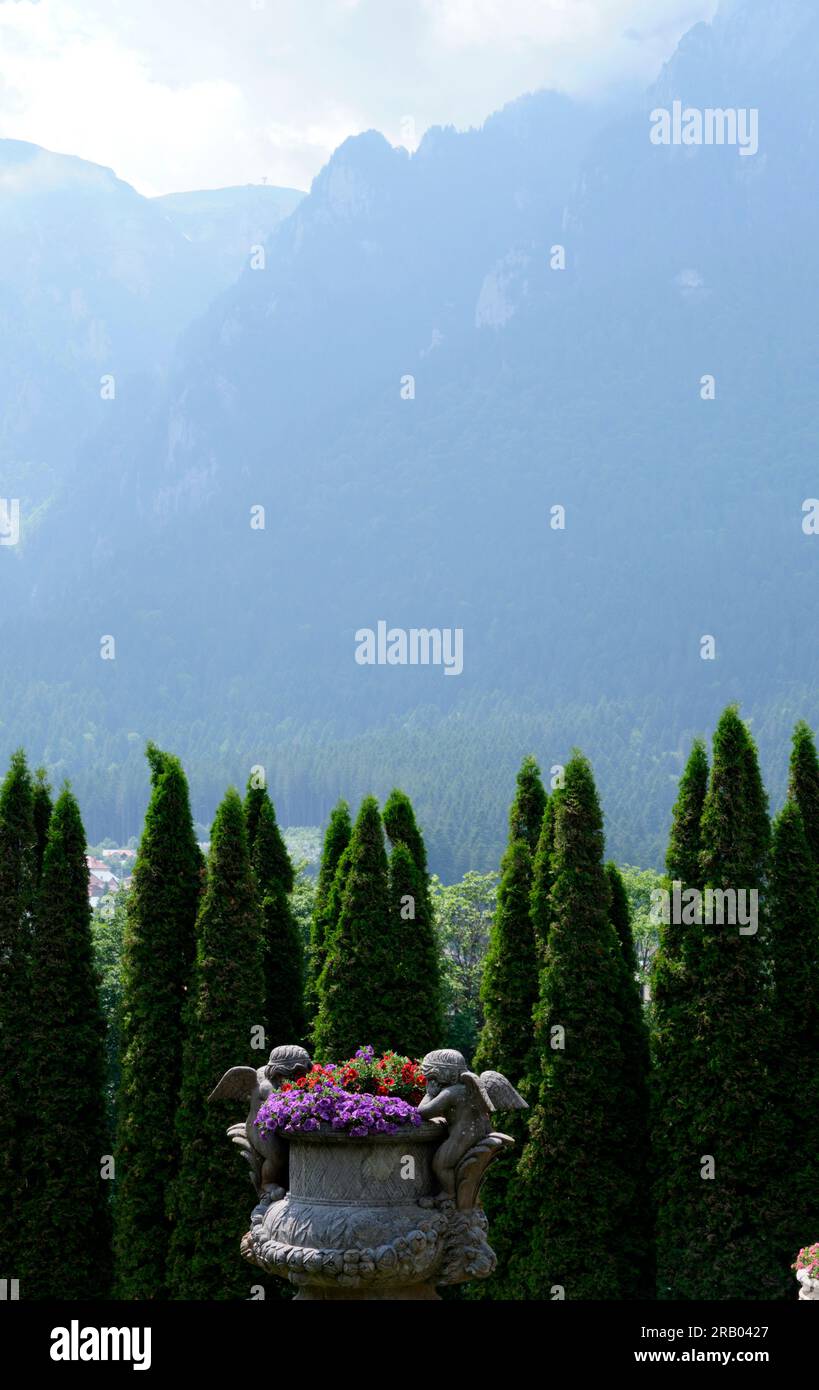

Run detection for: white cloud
[[0, 4, 258, 195], [421, 0, 598, 50], [0, 0, 719, 196], [419, 0, 718, 89]]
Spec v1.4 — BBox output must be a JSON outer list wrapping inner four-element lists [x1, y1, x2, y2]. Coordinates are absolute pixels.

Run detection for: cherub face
[[266, 1063, 308, 1089], [425, 1070, 443, 1098]]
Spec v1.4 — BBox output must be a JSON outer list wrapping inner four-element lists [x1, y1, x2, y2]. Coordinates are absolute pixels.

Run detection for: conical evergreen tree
[[508, 754, 547, 855], [767, 801, 819, 1279], [472, 839, 538, 1081], [789, 721, 819, 867], [466, 835, 541, 1301], [0, 751, 35, 1278], [466, 769, 546, 1299], [509, 754, 636, 1299], [383, 789, 429, 881], [663, 737, 709, 960], [472, 758, 546, 1081], [305, 801, 351, 1027], [21, 788, 112, 1298], [384, 789, 442, 1055], [167, 789, 265, 1299], [651, 737, 709, 1296], [245, 779, 294, 892], [386, 841, 442, 1056], [246, 787, 305, 1045], [313, 797, 396, 1058], [113, 745, 204, 1299], [606, 861, 654, 1298], [530, 797, 556, 960], [664, 707, 781, 1298], [31, 768, 53, 887]]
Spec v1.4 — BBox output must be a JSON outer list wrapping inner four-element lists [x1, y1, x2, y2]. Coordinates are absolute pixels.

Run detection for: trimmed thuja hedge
[[0, 751, 36, 1279], [768, 792, 819, 1281], [305, 799, 351, 1024], [167, 788, 265, 1299], [383, 788, 444, 1056], [2, 707, 818, 1302], [464, 761, 546, 1299], [312, 796, 396, 1058], [22, 787, 112, 1299], [652, 708, 787, 1299], [245, 779, 306, 1047], [606, 861, 654, 1299], [312, 791, 444, 1059], [473, 756, 546, 1081], [507, 754, 651, 1299], [651, 737, 709, 1298], [114, 746, 203, 1300]]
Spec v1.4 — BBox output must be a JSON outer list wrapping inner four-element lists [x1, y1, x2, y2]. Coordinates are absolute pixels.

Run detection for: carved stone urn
[[247, 1123, 465, 1300], [215, 1044, 528, 1301]]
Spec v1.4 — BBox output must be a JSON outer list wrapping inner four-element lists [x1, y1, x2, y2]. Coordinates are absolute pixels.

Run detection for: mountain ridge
[[1, 0, 817, 877]]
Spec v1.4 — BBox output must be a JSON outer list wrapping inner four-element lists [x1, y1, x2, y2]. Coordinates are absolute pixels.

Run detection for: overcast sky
[[0, 0, 718, 197]]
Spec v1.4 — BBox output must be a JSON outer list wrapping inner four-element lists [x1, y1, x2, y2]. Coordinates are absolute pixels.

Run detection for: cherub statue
[[418, 1049, 527, 1205], [209, 1043, 311, 1198]]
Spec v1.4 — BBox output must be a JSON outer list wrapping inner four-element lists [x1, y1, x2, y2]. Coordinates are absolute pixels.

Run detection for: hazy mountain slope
[[1, 0, 817, 874], [0, 140, 302, 530], [153, 184, 304, 288]]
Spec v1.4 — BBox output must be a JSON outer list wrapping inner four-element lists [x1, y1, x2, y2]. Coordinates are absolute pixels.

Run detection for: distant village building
[[86, 854, 123, 905]]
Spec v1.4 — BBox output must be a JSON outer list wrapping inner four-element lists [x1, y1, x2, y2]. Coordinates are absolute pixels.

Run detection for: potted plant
[[213, 1043, 527, 1300], [278, 1044, 427, 1106]]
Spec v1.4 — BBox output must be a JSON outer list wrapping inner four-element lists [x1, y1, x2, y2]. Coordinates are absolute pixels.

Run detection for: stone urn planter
[[247, 1122, 459, 1300], [211, 1043, 527, 1301]]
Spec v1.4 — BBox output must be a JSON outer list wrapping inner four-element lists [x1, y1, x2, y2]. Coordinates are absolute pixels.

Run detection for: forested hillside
[[1, 0, 817, 878]]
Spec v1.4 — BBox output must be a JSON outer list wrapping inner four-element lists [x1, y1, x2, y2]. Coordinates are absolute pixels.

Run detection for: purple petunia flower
[[256, 1076, 421, 1139]]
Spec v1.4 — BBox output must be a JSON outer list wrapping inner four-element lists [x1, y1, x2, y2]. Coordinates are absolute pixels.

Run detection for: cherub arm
[[418, 1087, 453, 1121]]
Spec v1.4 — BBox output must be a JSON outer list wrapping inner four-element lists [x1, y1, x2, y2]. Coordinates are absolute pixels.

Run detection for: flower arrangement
[[256, 1083, 422, 1138], [280, 1045, 427, 1106], [256, 1044, 427, 1138], [793, 1244, 819, 1280]]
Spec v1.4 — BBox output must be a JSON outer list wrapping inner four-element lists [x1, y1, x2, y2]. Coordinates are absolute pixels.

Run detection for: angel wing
[[480, 1070, 529, 1112], [208, 1066, 259, 1103], [462, 1071, 495, 1115]]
